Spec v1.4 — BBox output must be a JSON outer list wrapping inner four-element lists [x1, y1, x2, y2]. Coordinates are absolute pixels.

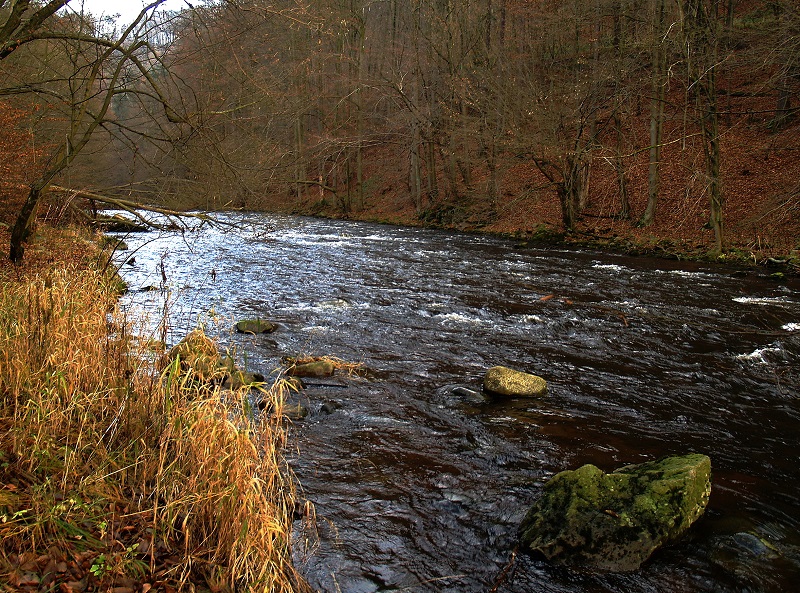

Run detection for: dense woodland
[[1, 0, 799, 261]]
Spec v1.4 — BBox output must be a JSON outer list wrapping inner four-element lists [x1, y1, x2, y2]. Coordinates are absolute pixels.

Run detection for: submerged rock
[[320, 400, 342, 415], [519, 453, 712, 572], [483, 366, 547, 397], [451, 386, 489, 403], [222, 370, 265, 390], [235, 319, 277, 334], [283, 402, 309, 421], [709, 532, 794, 589]]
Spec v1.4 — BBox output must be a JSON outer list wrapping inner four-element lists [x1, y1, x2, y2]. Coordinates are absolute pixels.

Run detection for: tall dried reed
[[0, 247, 309, 592]]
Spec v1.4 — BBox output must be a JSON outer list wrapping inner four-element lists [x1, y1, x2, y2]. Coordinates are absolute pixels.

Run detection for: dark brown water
[[116, 214, 800, 593]]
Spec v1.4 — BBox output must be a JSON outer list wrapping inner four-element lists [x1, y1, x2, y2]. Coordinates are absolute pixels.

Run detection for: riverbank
[[244, 102, 800, 275], [0, 226, 308, 593], [257, 197, 800, 277]]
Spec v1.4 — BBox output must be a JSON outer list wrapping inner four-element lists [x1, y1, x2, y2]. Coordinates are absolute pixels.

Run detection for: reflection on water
[[115, 213, 800, 592]]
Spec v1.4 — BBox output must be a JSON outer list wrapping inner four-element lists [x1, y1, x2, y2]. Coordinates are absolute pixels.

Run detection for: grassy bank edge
[[0, 226, 311, 593]]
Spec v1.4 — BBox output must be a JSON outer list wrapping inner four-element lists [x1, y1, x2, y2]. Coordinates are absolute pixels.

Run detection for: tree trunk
[[458, 100, 473, 187], [775, 72, 793, 129], [444, 140, 459, 200], [410, 116, 423, 213], [550, 154, 584, 232], [565, 153, 584, 230], [355, 13, 367, 210], [685, 0, 724, 252], [487, 138, 499, 208], [726, 0, 736, 28], [294, 117, 303, 201], [9, 183, 44, 263], [613, 112, 631, 219], [641, 0, 667, 227], [702, 38, 725, 253], [533, 156, 580, 232], [707, 103, 723, 252], [426, 130, 439, 202]]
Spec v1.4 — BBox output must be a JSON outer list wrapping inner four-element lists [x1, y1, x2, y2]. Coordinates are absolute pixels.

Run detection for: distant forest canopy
[[1, 0, 799, 258]]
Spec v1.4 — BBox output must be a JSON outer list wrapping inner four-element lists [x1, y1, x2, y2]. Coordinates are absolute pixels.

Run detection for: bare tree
[[640, 0, 670, 227], [682, 0, 724, 252], [0, 0, 190, 262], [769, 1, 799, 129]]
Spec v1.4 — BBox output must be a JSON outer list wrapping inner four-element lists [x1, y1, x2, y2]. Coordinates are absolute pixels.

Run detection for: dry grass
[[0, 227, 309, 593]]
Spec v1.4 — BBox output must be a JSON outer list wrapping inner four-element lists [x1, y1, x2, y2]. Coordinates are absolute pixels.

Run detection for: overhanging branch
[[48, 185, 237, 231]]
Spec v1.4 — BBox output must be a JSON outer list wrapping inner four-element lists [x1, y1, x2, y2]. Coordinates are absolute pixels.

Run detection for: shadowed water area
[[114, 213, 800, 592]]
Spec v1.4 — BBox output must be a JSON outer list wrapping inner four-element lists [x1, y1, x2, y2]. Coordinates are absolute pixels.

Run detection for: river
[[113, 213, 800, 593]]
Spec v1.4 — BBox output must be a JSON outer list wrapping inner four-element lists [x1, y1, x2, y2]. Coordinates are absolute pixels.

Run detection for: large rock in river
[[483, 365, 547, 397], [519, 453, 712, 572]]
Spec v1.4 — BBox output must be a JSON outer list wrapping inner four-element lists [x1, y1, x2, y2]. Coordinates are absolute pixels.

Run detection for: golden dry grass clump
[[0, 226, 310, 593]]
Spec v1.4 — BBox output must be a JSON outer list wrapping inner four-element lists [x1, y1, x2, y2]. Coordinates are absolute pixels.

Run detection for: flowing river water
[[113, 213, 800, 593]]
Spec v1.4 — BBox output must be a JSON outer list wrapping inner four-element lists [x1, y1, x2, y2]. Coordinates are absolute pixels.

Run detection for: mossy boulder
[[163, 332, 267, 389], [283, 402, 310, 421], [288, 360, 335, 378], [235, 319, 277, 334], [519, 453, 712, 572], [217, 354, 266, 389], [163, 330, 221, 382], [484, 366, 547, 397]]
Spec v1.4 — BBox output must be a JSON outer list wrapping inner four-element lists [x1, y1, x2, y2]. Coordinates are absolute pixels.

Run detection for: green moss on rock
[[162, 330, 222, 383], [519, 453, 711, 572]]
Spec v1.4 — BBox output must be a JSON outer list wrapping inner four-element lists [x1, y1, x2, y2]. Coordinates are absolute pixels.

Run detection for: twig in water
[[490, 545, 519, 593]]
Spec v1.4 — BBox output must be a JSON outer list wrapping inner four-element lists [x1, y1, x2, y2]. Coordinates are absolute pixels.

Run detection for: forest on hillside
[[1, 0, 799, 261]]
